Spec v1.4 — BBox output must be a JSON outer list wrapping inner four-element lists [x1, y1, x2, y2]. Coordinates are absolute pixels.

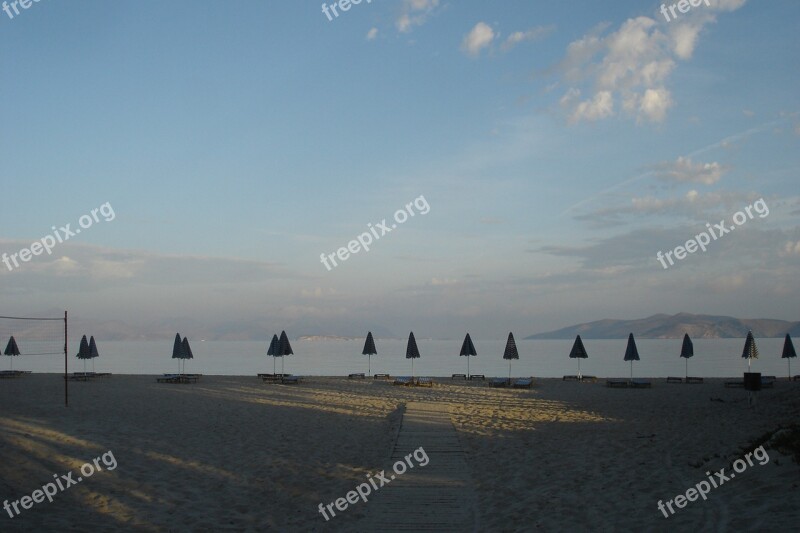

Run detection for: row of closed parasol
[[171, 333, 194, 375], [357, 330, 798, 379], [589, 331, 797, 379], [267, 331, 294, 375], [357, 331, 521, 379], [75, 335, 101, 373]]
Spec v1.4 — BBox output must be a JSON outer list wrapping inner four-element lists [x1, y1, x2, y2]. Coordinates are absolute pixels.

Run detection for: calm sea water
[[5, 338, 793, 378]]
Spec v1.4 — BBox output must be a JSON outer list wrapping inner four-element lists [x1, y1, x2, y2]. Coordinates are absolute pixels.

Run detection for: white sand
[[1, 375, 798, 531]]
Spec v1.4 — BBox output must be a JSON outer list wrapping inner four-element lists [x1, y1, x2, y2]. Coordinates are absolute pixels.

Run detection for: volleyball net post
[[0, 311, 69, 406]]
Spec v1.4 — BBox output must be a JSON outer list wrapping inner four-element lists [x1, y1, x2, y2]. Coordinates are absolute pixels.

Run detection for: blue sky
[[1, 0, 798, 339]]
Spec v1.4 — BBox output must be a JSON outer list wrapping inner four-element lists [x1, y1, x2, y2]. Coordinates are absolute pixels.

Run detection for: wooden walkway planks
[[357, 402, 477, 532]]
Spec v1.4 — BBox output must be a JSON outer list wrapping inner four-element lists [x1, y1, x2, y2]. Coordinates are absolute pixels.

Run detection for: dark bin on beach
[[744, 372, 761, 391]]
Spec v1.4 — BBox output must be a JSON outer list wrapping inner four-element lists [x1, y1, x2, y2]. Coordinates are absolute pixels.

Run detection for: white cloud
[[562, 89, 614, 122], [300, 287, 338, 298], [670, 22, 702, 59], [655, 156, 726, 185], [366, 27, 378, 40], [502, 25, 555, 51], [782, 241, 800, 256], [396, 0, 439, 33], [557, 1, 747, 124], [462, 22, 495, 57]]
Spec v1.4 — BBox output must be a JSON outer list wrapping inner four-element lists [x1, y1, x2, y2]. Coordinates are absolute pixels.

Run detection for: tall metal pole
[[64, 310, 68, 407]]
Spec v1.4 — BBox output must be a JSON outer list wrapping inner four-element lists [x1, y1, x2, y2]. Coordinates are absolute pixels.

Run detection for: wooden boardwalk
[[357, 401, 477, 532]]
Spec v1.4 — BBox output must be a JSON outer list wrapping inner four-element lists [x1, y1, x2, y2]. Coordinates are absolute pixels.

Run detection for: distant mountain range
[[8, 310, 797, 341], [526, 313, 800, 339]]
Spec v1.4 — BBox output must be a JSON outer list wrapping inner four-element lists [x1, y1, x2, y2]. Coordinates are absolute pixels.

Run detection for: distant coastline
[[526, 312, 800, 340], [296, 335, 357, 342], [23, 311, 799, 342]]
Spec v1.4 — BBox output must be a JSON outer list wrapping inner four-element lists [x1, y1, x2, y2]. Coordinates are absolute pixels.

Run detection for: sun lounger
[[393, 376, 412, 386], [666, 377, 683, 383], [513, 378, 532, 389], [793, 375, 800, 382], [563, 375, 579, 381], [69, 372, 111, 379], [686, 377, 704, 384], [157, 375, 198, 384], [0, 370, 31, 378], [630, 379, 652, 388], [374, 373, 390, 379], [761, 376, 776, 388], [451, 373, 467, 380], [580, 375, 597, 382], [490, 378, 509, 387], [417, 377, 433, 387], [348, 373, 366, 379], [469, 374, 485, 381], [281, 376, 301, 384], [606, 379, 628, 388]]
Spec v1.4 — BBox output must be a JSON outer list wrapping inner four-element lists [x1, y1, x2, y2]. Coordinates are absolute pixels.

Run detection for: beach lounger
[[393, 376, 412, 386], [348, 373, 365, 379], [0, 370, 31, 378], [373, 373, 390, 380], [513, 378, 532, 389], [66, 373, 92, 381], [793, 375, 800, 382], [606, 379, 628, 388], [761, 376, 776, 388], [630, 379, 652, 388], [563, 375, 579, 381], [281, 376, 301, 384], [686, 377, 704, 384], [469, 374, 485, 381], [451, 373, 467, 380], [158, 374, 198, 384], [666, 377, 683, 383], [490, 378, 509, 387], [417, 377, 433, 387], [580, 375, 597, 382]]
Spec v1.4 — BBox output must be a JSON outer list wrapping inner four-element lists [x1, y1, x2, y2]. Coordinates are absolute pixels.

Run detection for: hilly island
[[525, 313, 800, 340]]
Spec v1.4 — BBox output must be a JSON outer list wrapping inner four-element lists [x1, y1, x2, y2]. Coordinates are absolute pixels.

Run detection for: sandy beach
[[1, 375, 798, 532]]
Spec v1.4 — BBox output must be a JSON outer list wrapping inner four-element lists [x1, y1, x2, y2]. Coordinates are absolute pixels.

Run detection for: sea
[[7, 338, 793, 379]]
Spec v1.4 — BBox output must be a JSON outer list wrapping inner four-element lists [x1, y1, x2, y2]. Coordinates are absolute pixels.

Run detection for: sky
[[1, 0, 798, 340]]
